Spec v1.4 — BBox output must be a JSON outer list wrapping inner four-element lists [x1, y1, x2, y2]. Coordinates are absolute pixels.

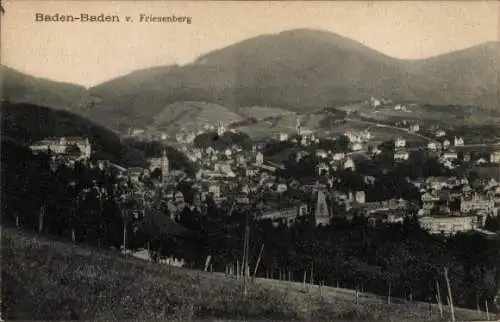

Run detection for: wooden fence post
[[253, 244, 264, 279], [436, 279, 443, 318], [444, 267, 455, 322], [388, 282, 392, 304]]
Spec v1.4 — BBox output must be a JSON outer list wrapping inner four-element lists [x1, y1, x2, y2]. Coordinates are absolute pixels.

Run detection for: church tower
[[217, 121, 225, 137], [295, 114, 301, 135], [314, 188, 330, 226], [161, 148, 169, 182]]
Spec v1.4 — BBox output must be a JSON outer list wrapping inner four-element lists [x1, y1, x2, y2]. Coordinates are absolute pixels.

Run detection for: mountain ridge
[[3, 28, 499, 132], [1, 66, 89, 112]]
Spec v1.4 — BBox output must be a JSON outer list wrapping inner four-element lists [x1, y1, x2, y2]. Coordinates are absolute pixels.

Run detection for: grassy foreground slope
[[2, 228, 494, 321]]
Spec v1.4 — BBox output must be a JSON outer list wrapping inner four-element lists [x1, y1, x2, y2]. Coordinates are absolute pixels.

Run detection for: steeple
[[161, 148, 169, 181], [217, 121, 225, 137], [295, 114, 301, 134], [314, 188, 330, 226]]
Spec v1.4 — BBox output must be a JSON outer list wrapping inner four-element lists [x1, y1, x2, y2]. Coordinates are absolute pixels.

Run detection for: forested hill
[[1, 101, 147, 167], [1, 66, 88, 113], [85, 29, 500, 131], [3, 30, 498, 133]]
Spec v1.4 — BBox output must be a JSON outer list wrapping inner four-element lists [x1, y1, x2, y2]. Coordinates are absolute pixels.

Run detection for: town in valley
[[2, 4, 500, 319]]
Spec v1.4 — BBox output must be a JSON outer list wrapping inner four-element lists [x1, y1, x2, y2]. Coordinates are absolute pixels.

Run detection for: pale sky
[[2, 1, 499, 87]]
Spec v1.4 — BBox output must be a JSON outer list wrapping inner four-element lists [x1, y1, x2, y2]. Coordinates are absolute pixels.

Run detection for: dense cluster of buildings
[[30, 136, 92, 160], [414, 176, 500, 236], [28, 108, 500, 239]]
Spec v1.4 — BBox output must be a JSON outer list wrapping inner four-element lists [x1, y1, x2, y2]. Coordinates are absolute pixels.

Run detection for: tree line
[[1, 141, 499, 313]]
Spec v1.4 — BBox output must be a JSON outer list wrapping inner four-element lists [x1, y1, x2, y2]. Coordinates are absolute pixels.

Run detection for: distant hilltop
[[3, 28, 499, 132]]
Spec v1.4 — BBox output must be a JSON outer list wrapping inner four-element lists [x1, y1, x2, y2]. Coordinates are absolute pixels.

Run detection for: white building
[[148, 157, 162, 172], [442, 151, 458, 161], [435, 130, 446, 138], [476, 158, 488, 165], [343, 157, 356, 171], [418, 216, 476, 236], [295, 151, 309, 163], [29, 136, 92, 159], [332, 153, 345, 161], [276, 183, 288, 194], [299, 128, 313, 137], [185, 132, 196, 144], [409, 124, 420, 133], [370, 97, 381, 108], [217, 121, 226, 137], [208, 184, 221, 199], [316, 150, 328, 159], [344, 130, 363, 144], [256, 152, 264, 166], [394, 150, 409, 161], [278, 132, 289, 142], [490, 151, 500, 164], [453, 136, 464, 146], [421, 192, 440, 213], [351, 142, 363, 151], [443, 140, 451, 150], [360, 130, 372, 140], [395, 138, 406, 148], [355, 191, 366, 204], [300, 137, 308, 147], [427, 142, 438, 151], [443, 160, 455, 170], [214, 163, 235, 177], [460, 195, 495, 214], [131, 128, 145, 136], [174, 191, 184, 203]]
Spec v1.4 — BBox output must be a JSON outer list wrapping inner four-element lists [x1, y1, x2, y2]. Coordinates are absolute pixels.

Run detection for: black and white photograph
[[1, 1, 499, 320]]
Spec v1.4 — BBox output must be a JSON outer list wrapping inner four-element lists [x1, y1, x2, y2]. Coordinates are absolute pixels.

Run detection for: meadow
[[3, 227, 495, 321]]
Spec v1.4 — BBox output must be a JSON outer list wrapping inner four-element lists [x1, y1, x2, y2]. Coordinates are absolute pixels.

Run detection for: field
[[337, 102, 368, 113], [358, 106, 500, 128], [236, 106, 295, 120], [149, 101, 244, 135], [326, 120, 429, 146], [235, 123, 287, 141], [2, 228, 496, 321], [232, 107, 434, 145], [234, 114, 297, 140]]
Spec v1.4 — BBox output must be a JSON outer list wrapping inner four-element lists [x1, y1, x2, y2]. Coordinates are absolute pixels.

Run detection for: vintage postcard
[[1, 1, 499, 321]]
